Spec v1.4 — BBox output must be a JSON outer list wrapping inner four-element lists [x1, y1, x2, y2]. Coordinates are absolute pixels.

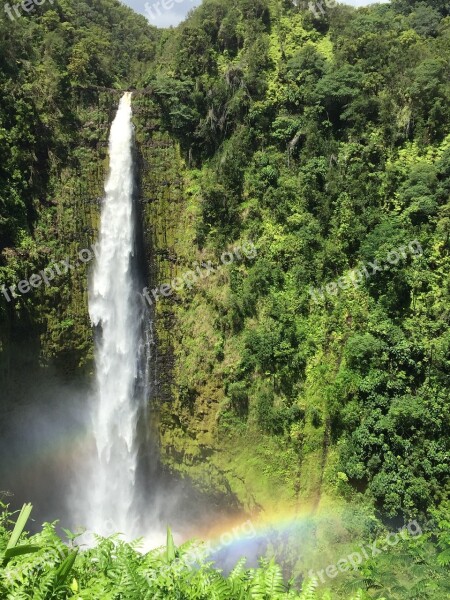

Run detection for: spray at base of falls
[[79, 92, 152, 539]]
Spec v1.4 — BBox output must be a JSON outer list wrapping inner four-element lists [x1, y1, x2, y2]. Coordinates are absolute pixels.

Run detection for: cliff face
[[134, 98, 297, 514], [0, 0, 159, 381], [0, 81, 307, 515], [142, 0, 450, 521]]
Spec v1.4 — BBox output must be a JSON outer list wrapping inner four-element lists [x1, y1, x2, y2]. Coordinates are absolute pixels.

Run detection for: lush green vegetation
[[0, 0, 157, 252], [0, 0, 449, 597], [0, 0, 158, 370], [152, 0, 450, 523], [1, 502, 449, 599]]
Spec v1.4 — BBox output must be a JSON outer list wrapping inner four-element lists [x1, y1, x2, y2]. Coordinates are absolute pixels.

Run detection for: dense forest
[[0, 0, 449, 598]]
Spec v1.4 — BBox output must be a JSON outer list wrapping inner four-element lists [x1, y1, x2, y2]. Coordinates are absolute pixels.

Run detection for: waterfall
[[85, 92, 150, 538]]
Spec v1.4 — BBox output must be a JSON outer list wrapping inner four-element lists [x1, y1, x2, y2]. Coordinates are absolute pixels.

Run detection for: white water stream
[[86, 92, 148, 538]]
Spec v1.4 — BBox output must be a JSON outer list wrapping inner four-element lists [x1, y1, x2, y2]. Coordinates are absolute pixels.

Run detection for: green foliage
[[0, 501, 448, 598], [151, 0, 450, 528], [1, 3, 449, 598], [0, 503, 77, 598], [1, 503, 39, 567], [0, 0, 159, 371], [0, 503, 371, 599]]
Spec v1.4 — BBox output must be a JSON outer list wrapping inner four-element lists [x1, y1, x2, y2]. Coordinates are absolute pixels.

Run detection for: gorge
[[0, 0, 449, 598]]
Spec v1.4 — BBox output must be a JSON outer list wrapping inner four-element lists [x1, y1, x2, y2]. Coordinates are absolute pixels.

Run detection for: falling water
[[71, 92, 226, 548], [85, 92, 149, 538]]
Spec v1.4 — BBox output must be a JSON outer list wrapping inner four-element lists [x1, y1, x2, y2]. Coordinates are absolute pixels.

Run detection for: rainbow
[[182, 504, 363, 575]]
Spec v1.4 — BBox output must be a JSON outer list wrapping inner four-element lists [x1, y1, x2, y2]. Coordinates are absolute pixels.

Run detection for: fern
[[264, 560, 286, 597], [1, 503, 449, 599], [436, 548, 450, 566], [299, 577, 319, 600]]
